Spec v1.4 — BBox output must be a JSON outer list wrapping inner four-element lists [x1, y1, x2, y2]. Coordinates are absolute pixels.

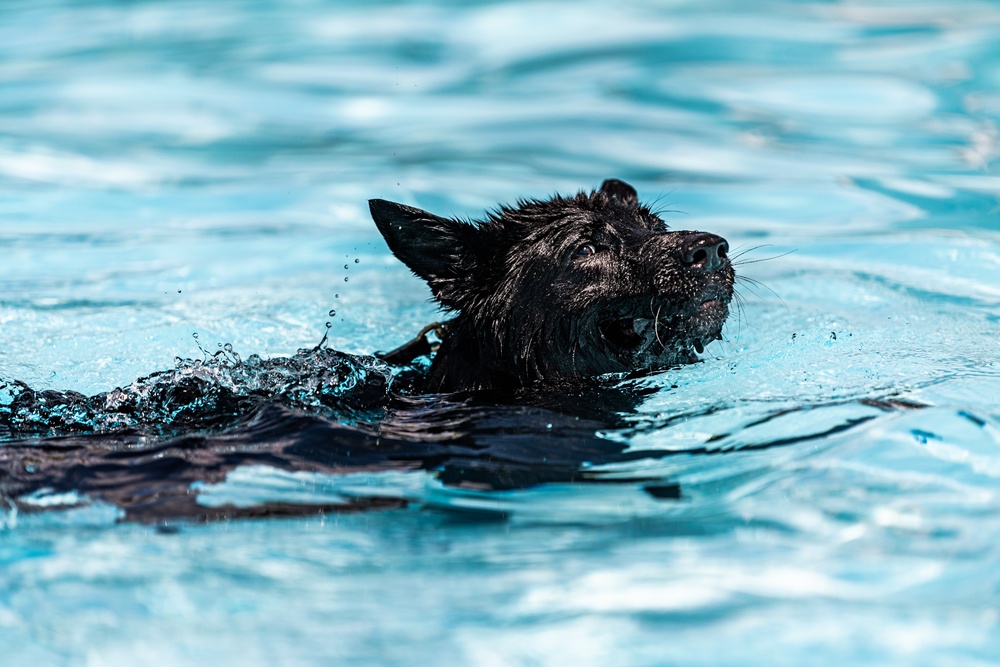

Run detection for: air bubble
[[335, 294, 339, 299], [329, 309, 336, 317], [354, 258, 359, 264], [344, 264, 349, 270], [344, 277, 349, 282]]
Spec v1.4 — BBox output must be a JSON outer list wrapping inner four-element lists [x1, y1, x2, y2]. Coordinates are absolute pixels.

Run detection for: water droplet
[[326, 322, 332, 329], [328, 309, 336, 317], [344, 277, 349, 282], [344, 264, 349, 270], [193, 333, 199, 339], [354, 258, 359, 264], [224, 343, 233, 353], [335, 293, 339, 298]]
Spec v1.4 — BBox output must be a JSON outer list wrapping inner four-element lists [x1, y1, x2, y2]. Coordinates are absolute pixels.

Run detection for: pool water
[[2, 0, 1000, 664]]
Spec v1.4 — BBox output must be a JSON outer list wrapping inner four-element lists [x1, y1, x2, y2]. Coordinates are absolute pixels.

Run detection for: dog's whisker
[[653, 303, 666, 349], [726, 243, 771, 261], [731, 290, 748, 340], [647, 190, 679, 219], [731, 249, 796, 266], [735, 275, 786, 308], [727, 242, 793, 262]]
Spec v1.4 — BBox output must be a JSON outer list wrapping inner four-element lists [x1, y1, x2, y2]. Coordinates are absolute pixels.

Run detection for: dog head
[[370, 179, 734, 391]]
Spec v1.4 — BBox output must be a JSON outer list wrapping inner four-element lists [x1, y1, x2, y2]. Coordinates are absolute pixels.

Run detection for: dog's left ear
[[599, 178, 638, 206], [369, 199, 478, 308]]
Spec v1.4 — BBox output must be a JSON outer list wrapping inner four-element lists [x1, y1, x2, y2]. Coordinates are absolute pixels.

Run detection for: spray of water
[[0, 343, 395, 440]]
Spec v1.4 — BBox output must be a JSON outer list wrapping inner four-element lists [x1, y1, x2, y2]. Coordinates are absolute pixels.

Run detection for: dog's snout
[[681, 233, 729, 272]]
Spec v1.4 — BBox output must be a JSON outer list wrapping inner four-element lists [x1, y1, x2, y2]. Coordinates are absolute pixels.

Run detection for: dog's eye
[[573, 243, 597, 260]]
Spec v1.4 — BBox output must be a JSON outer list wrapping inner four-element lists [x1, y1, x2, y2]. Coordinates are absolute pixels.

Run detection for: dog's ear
[[369, 199, 477, 307], [599, 178, 638, 206]]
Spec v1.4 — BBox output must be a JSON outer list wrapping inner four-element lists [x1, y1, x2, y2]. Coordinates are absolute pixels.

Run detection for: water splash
[[0, 345, 395, 439]]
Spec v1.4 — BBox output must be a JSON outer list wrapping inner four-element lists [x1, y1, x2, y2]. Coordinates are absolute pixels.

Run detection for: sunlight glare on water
[[1, 1, 999, 665]]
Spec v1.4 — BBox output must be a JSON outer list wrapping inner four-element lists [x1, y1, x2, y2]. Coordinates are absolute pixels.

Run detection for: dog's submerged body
[[0, 179, 735, 521], [372, 178, 734, 393]]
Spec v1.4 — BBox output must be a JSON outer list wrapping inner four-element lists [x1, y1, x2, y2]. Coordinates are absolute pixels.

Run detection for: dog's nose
[[681, 233, 729, 272]]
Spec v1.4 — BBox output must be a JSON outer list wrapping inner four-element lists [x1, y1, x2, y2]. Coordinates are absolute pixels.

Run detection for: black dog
[[372, 178, 734, 393], [0, 179, 735, 522]]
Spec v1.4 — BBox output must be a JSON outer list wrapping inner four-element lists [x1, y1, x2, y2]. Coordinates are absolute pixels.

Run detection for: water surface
[[1, 1, 999, 665]]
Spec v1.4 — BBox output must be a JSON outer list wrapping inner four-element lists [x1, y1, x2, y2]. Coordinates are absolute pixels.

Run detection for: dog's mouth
[[598, 317, 646, 352], [597, 294, 729, 362]]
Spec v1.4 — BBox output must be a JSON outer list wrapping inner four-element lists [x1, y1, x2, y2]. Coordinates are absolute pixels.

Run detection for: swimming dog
[[0, 179, 735, 521]]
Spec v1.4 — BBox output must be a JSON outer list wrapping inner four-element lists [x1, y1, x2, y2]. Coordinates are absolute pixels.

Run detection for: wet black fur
[[371, 179, 735, 393]]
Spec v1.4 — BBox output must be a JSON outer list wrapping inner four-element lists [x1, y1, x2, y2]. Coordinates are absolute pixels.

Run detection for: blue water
[[2, 0, 1000, 664]]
